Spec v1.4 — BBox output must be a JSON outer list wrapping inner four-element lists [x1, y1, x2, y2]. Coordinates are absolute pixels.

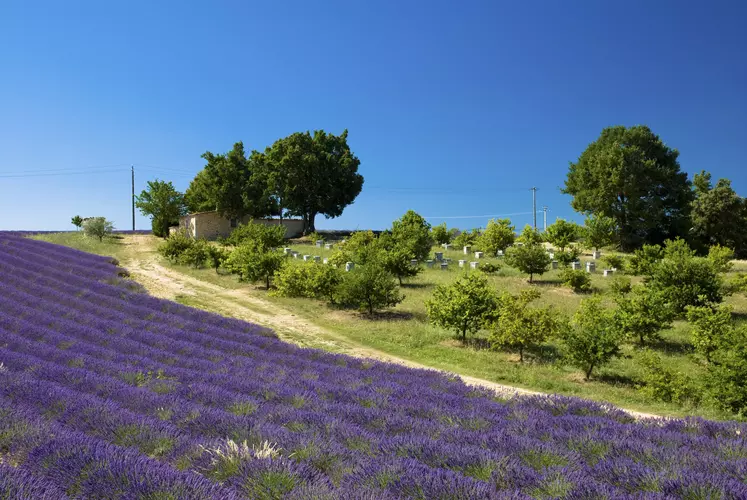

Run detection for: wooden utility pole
[[531, 187, 538, 230], [131, 165, 135, 231]]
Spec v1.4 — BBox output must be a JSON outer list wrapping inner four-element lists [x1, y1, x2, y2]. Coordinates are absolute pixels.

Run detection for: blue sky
[[1, 1, 745, 231]]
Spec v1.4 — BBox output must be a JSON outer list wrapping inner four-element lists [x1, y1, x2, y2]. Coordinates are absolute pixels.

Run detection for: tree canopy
[[477, 218, 515, 255], [264, 129, 363, 234], [690, 170, 747, 258], [544, 219, 581, 252], [563, 125, 693, 251], [135, 179, 187, 238]]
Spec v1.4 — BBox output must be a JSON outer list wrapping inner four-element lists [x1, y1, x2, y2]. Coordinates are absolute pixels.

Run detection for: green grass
[[33, 233, 746, 419]]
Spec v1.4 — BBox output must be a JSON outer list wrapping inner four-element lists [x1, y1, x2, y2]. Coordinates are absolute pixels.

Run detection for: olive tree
[[82, 217, 114, 242]]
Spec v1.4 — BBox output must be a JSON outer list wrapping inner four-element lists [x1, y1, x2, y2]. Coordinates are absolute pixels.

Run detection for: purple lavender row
[[0, 233, 117, 269], [4, 321, 747, 497], [0, 237, 119, 280], [0, 399, 242, 499], [0, 274, 455, 396]]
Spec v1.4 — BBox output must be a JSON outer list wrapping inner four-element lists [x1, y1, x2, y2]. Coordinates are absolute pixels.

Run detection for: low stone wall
[[178, 212, 304, 240]]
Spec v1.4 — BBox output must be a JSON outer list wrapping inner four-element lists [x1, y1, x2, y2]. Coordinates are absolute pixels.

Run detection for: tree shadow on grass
[[731, 311, 747, 322], [400, 283, 429, 289], [361, 310, 424, 322], [596, 372, 639, 389], [646, 338, 694, 356], [530, 279, 565, 287], [525, 344, 563, 364]]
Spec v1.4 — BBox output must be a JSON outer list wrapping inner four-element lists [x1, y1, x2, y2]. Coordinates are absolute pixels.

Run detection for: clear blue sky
[[1, 1, 745, 231]]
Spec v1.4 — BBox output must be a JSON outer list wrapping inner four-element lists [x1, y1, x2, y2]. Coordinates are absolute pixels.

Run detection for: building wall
[[178, 212, 304, 240]]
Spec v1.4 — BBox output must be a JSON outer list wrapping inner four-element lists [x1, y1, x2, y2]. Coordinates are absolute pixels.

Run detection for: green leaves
[[81, 217, 114, 242], [264, 129, 363, 234], [477, 219, 515, 256], [336, 260, 404, 314], [583, 215, 616, 251], [563, 125, 692, 251], [545, 219, 581, 252], [390, 210, 433, 262], [612, 286, 673, 346], [489, 289, 564, 362], [425, 272, 499, 343], [135, 180, 186, 238], [71, 215, 83, 230], [565, 297, 621, 380], [504, 229, 551, 283], [224, 245, 286, 289], [691, 171, 747, 258]]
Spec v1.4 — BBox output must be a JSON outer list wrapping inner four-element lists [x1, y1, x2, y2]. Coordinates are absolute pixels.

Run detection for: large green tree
[[563, 125, 693, 251], [544, 218, 581, 252], [390, 210, 433, 262], [184, 169, 216, 213], [690, 170, 747, 258], [265, 129, 363, 234], [193, 142, 274, 220], [135, 180, 187, 238]]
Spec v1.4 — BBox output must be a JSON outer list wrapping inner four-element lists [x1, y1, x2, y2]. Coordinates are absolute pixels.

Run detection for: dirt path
[[120, 236, 661, 420]]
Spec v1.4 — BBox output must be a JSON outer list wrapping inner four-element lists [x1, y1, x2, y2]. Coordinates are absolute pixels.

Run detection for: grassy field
[[34, 232, 747, 420]]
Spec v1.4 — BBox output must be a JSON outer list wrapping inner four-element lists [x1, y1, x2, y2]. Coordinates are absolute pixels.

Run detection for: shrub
[[505, 229, 551, 283], [708, 244, 734, 273], [545, 219, 581, 251], [477, 218, 515, 256], [391, 210, 433, 262], [329, 231, 378, 267], [425, 272, 499, 343], [336, 260, 404, 314], [431, 223, 457, 245], [452, 229, 480, 249], [381, 245, 421, 285], [480, 262, 501, 274], [686, 303, 734, 362], [613, 286, 673, 346], [724, 273, 747, 296], [179, 239, 212, 268], [628, 244, 664, 276], [272, 262, 343, 302], [565, 297, 622, 380], [559, 269, 591, 293], [307, 231, 324, 244], [515, 225, 543, 246], [159, 231, 194, 262], [489, 289, 565, 362], [608, 276, 632, 296], [82, 217, 114, 241], [647, 248, 723, 315], [224, 222, 285, 250], [707, 326, 747, 415], [637, 350, 700, 406], [601, 255, 626, 272], [225, 244, 286, 289], [206, 246, 230, 273], [555, 247, 581, 268], [584, 215, 616, 251]]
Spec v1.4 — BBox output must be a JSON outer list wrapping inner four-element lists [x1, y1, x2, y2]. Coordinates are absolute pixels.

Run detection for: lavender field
[[1, 233, 746, 498]]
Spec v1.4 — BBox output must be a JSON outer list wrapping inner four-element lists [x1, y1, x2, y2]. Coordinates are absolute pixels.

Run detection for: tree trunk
[[585, 363, 595, 380], [639, 332, 645, 346], [519, 346, 524, 363], [266, 275, 270, 290], [529, 272, 533, 283], [306, 212, 317, 234], [398, 275, 402, 286], [462, 321, 468, 343]]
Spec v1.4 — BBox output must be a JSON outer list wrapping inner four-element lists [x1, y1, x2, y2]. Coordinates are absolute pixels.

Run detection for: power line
[[0, 163, 130, 175], [0, 168, 129, 178], [424, 211, 540, 220]]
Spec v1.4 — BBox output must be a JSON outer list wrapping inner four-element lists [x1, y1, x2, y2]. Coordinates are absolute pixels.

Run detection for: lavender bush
[[1, 232, 746, 498]]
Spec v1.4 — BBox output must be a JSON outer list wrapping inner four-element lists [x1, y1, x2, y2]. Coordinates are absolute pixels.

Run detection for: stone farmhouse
[[177, 211, 304, 240]]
